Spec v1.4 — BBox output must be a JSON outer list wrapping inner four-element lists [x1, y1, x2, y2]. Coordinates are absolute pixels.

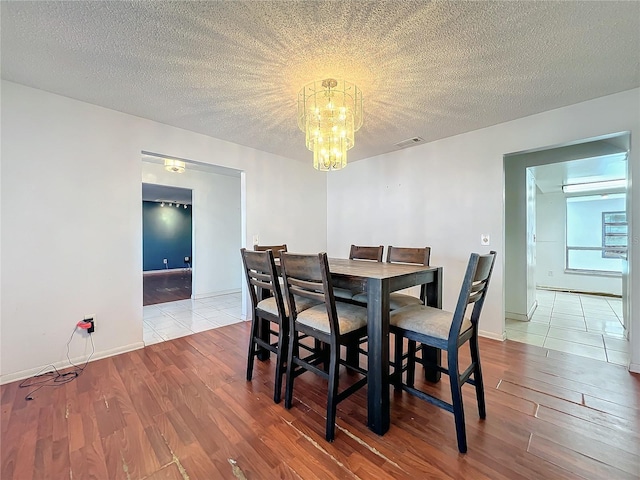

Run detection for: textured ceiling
[[2, 1, 639, 164]]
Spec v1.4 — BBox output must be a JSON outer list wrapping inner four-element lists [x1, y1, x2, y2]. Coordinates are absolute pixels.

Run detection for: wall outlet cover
[[481, 234, 490, 246]]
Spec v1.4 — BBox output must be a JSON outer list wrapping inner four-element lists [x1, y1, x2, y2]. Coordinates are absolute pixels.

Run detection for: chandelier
[[297, 78, 363, 171], [164, 159, 186, 173]]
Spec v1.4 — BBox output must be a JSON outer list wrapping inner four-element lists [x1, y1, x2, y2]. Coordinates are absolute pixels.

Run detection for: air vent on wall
[[394, 137, 425, 149]]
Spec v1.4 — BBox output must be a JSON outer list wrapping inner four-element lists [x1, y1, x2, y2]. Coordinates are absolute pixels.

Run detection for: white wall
[[142, 162, 242, 298], [0, 81, 327, 383], [536, 191, 623, 294], [326, 89, 640, 367]]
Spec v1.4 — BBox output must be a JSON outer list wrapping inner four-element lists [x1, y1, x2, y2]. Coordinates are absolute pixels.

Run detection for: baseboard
[[0, 341, 145, 385], [537, 285, 622, 298], [629, 363, 640, 374], [144, 268, 191, 275], [479, 329, 507, 341], [193, 288, 241, 300], [527, 300, 538, 319], [505, 311, 529, 322]]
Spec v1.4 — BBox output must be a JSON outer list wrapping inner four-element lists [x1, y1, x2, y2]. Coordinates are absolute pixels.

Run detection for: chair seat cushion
[[296, 302, 367, 335], [390, 305, 471, 340], [333, 287, 356, 300], [257, 295, 319, 317], [352, 291, 423, 310]]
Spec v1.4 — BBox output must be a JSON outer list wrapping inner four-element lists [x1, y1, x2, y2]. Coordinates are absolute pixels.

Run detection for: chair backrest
[[254, 244, 288, 259], [449, 251, 497, 342], [387, 246, 432, 302], [240, 248, 286, 317], [386, 246, 431, 266], [349, 244, 384, 262], [280, 252, 340, 337]]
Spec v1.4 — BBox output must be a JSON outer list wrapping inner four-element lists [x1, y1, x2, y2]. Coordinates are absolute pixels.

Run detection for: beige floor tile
[[154, 324, 193, 341], [546, 327, 604, 348], [143, 330, 165, 345], [603, 335, 629, 352], [582, 302, 613, 312], [549, 310, 584, 320], [606, 350, 629, 366], [543, 337, 607, 362], [506, 329, 546, 347], [533, 305, 552, 315], [553, 299, 581, 307], [506, 320, 550, 336], [551, 305, 583, 316], [583, 313, 620, 322], [585, 319, 626, 337], [549, 316, 587, 331], [530, 314, 551, 325]]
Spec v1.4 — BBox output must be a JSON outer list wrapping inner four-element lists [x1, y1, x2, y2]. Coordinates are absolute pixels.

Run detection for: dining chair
[[349, 244, 384, 261], [280, 252, 369, 442], [389, 251, 496, 453], [333, 244, 385, 301], [253, 243, 288, 258], [240, 248, 318, 403], [352, 246, 431, 309]]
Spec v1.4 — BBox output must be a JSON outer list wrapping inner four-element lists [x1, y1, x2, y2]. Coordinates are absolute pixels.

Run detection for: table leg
[[423, 267, 443, 382], [366, 278, 390, 435]]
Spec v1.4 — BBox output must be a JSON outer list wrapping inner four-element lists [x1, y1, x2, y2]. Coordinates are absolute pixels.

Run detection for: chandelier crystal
[[297, 78, 363, 171]]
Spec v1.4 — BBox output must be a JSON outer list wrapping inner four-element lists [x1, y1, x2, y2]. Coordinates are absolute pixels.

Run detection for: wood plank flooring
[[2, 322, 639, 479], [143, 271, 192, 306]]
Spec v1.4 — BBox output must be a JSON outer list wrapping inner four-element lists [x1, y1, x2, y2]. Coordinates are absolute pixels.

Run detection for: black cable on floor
[[19, 325, 95, 401]]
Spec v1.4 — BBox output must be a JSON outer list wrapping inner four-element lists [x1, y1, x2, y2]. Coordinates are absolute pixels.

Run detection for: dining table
[[326, 258, 442, 435], [258, 256, 443, 436]]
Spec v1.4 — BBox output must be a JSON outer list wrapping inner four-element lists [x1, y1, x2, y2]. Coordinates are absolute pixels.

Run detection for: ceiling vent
[[394, 137, 425, 149]]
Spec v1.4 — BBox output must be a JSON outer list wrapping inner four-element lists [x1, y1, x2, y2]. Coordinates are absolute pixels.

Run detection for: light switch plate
[[481, 234, 490, 246]]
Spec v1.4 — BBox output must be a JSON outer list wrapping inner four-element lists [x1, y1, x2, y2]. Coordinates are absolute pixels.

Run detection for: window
[[602, 211, 628, 259], [566, 194, 626, 274]]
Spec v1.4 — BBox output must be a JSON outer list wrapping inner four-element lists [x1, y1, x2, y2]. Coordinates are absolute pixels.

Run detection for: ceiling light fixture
[[298, 78, 362, 171], [164, 159, 186, 173], [562, 179, 626, 193]]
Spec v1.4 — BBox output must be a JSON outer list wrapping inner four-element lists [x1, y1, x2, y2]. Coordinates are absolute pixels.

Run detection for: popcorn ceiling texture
[[2, 1, 639, 163]]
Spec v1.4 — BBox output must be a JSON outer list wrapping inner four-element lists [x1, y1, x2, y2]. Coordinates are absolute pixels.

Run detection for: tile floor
[[143, 292, 243, 345], [506, 290, 629, 366]]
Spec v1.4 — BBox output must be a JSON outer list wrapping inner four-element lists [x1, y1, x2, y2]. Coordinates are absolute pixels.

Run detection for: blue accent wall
[[143, 201, 192, 271]]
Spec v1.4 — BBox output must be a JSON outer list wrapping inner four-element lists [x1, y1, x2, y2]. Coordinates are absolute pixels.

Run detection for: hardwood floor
[[143, 270, 192, 306], [2, 322, 639, 479]]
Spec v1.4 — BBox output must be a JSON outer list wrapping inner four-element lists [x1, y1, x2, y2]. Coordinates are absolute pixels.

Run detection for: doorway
[[142, 183, 193, 306], [504, 133, 631, 365], [141, 153, 244, 345]]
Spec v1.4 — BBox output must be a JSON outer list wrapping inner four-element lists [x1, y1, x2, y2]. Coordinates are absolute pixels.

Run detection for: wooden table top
[[327, 258, 439, 279]]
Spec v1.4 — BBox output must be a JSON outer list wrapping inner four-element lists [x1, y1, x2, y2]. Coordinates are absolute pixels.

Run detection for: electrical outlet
[[84, 315, 95, 334], [481, 234, 490, 246], [252, 234, 259, 245], [163, 258, 168, 264]]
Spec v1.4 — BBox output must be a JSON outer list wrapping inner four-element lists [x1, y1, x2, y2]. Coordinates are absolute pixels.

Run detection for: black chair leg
[[325, 345, 340, 442], [314, 339, 329, 372], [284, 331, 297, 410], [246, 316, 260, 381], [345, 339, 360, 371], [448, 349, 467, 454], [470, 335, 486, 419], [406, 340, 417, 388], [274, 326, 287, 404], [393, 332, 404, 390]]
